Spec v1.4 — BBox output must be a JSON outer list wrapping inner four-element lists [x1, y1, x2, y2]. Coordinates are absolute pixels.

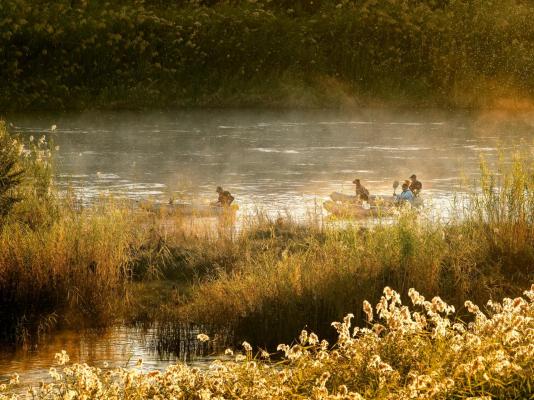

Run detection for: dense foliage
[[0, 122, 56, 227], [0, 123, 133, 343], [1, 0, 533, 110]]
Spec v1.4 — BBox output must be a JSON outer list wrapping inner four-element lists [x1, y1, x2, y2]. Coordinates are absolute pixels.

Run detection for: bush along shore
[[1, 0, 534, 111], [0, 121, 533, 352], [2, 286, 534, 399], [0, 121, 138, 343]]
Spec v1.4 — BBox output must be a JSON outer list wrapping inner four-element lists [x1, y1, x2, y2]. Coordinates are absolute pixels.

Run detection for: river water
[[8, 109, 534, 217], [2, 108, 533, 383]]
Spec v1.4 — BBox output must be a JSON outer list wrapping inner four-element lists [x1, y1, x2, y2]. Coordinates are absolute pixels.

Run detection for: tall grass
[[1, 0, 533, 110], [0, 207, 137, 342], [0, 123, 141, 344], [181, 156, 534, 348], [1, 120, 532, 352]]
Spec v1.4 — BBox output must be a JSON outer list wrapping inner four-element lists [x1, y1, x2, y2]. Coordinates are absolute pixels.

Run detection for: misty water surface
[[8, 109, 534, 217]]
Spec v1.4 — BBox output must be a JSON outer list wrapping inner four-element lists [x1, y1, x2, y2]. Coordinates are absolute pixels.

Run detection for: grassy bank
[[179, 180, 534, 348], [130, 156, 534, 349], [1, 0, 534, 111], [0, 122, 143, 343], [3, 287, 533, 399]]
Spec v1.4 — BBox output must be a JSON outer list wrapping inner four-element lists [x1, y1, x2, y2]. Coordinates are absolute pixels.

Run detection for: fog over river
[[9, 109, 534, 218]]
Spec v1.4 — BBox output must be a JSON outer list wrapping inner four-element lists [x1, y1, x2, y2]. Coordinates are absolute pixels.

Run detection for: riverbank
[[1, 121, 532, 349], [134, 202, 534, 349], [1, 0, 534, 111]]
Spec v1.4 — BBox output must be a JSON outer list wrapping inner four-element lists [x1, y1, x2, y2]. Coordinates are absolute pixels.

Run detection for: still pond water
[[0, 326, 220, 387], [2, 108, 533, 383]]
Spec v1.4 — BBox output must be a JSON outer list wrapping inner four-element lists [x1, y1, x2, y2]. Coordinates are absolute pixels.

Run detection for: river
[[8, 108, 534, 217]]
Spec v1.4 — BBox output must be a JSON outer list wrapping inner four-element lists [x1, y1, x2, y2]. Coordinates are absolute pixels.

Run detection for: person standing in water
[[215, 186, 235, 206], [409, 174, 422, 196], [396, 182, 414, 203], [352, 179, 370, 202]]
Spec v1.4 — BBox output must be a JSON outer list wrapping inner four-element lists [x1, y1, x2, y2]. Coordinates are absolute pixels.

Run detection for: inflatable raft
[[140, 202, 238, 217], [323, 200, 377, 218], [329, 192, 423, 207], [330, 192, 397, 206]]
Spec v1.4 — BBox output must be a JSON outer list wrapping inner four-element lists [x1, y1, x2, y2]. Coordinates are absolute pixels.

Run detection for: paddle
[[392, 180, 399, 195]]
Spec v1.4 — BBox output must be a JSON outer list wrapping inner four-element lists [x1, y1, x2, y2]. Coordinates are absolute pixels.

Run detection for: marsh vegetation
[[2, 286, 533, 399], [0, 122, 532, 351]]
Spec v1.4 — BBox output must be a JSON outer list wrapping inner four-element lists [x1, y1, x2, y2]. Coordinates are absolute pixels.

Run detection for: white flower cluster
[[2, 285, 532, 399]]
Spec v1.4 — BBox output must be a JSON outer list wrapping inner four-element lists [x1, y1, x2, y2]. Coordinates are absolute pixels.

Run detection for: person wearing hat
[[215, 186, 235, 206], [352, 178, 370, 202], [396, 182, 414, 203], [409, 174, 422, 196]]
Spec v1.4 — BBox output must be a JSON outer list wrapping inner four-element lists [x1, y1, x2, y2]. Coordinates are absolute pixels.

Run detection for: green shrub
[[0, 122, 24, 221]]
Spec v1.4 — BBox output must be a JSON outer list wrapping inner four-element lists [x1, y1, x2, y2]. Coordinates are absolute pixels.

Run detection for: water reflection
[[0, 325, 219, 386]]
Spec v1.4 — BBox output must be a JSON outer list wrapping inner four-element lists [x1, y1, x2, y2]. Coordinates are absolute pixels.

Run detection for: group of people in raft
[[353, 174, 422, 204], [212, 175, 422, 208]]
